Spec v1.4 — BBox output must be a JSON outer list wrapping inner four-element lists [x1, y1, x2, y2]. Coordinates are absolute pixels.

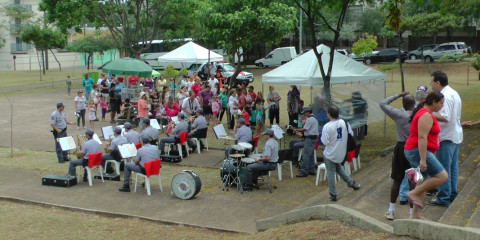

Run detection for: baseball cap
[[262, 128, 274, 136], [124, 122, 132, 129], [143, 117, 150, 124], [141, 134, 150, 143], [56, 102, 64, 108], [114, 127, 122, 134], [416, 85, 428, 93], [178, 113, 185, 119], [196, 108, 203, 114], [139, 92, 146, 98], [301, 106, 312, 113], [85, 128, 94, 136], [237, 118, 246, 125]]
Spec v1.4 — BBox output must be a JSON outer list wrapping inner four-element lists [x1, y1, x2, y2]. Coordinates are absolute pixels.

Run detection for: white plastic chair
[[134, 159, 162, 195]]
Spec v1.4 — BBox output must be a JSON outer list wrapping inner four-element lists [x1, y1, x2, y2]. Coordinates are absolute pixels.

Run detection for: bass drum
[[171, 170, 202, 200], [220, 159, 237, 182]]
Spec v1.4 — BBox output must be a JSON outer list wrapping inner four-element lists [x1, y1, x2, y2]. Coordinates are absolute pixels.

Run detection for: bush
[[352, 33, 378, 57], [438, 54, 468, 62], [471, 53, 480, 71]]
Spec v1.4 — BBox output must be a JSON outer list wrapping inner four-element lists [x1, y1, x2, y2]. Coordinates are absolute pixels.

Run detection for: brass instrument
[[186, 115, 195, 122], [104, 137, 113, 153], [73, 134, 84, 159]]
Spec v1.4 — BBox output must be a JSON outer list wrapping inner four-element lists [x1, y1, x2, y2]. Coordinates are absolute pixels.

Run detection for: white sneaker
[[384, 211, 394, 220]]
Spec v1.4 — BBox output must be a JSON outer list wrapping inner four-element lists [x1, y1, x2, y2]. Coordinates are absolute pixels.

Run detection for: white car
[[422, 42, 470, 62], [187, 62, 254, 86]]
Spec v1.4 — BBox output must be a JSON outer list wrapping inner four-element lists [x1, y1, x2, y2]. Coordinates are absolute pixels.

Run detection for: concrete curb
[[0, 196, 242, 234], [394, 219, 480, 240], [256, 204, 393, 234]]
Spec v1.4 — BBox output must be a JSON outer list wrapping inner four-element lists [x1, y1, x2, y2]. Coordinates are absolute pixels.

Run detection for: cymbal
[[230, 154, 245, 158]]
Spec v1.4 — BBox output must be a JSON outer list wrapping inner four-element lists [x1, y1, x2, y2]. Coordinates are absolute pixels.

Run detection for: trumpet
[[186, 115, 195, 122]]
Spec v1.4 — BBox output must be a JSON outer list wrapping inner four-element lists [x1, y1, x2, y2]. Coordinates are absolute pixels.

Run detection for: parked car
[[187, 62, 254, 86], [255, 47, 297, 67], [363, 48, 407, 64], [335, 49, 351, 57], [351, 51, 379, 61], [407, 44, 438, 60], [422, 42, 471, 62]]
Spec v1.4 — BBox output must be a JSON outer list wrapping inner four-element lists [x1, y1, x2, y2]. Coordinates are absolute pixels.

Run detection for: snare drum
[[171, 170, 202, 200], [229, 144, 245, 156], [238, 142, 253, 156]]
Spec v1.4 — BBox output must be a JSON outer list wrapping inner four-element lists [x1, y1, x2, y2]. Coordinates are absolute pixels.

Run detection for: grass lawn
[[0, 69, 100, 88], [0, 200, 411, 240]]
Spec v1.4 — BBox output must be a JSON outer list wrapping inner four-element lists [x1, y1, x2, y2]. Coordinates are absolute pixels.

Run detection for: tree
[[67, 33, 114, 69], [352, 33, 378, 57], [20, 25, 67, 74], [381, 0, 405, 91], [317, 24, 356, 42], [293, 0, 369, 103], [403, 12, 460, 46], [358, 9, 386, 35], [40, 0, 197, 58], [197, 0, 297, 88]]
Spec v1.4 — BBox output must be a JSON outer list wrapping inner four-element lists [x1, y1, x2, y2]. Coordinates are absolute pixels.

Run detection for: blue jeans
[[324, 157, 354, 196], [435, 141, 459, 204], [399, 174, 409, 201], [404, 148, 445, 178]]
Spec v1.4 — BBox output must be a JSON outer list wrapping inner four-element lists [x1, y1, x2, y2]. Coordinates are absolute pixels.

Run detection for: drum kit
[[221, 142, 256, 192]]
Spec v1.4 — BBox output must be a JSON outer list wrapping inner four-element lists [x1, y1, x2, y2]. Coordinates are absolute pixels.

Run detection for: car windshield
[[221, 64, 235, 71], [188, 64, 201, 71]]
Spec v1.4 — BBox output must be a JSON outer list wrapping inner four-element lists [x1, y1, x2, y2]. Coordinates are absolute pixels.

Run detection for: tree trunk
[[35, 50, 42, 80], [45, 49, 49, 70], [50, 49, 62, 71], [41, 50, 46, 75], [398, 33, 405, 91]]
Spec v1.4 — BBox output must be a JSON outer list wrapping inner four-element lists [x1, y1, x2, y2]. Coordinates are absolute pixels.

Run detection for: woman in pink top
[[137, 92, 149, 130], [191, 79, 202, 97], [164, 95, 179, 117], [404, 91, 448, 219]]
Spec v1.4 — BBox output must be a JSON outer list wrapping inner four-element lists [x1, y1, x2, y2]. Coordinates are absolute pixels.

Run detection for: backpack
[[342, 119, 357, 152]]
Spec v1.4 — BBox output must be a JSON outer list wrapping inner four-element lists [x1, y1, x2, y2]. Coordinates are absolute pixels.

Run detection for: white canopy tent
[[262, 44, 385, 85], [262, 44, 387, 129], [158, 41, 224, 63]]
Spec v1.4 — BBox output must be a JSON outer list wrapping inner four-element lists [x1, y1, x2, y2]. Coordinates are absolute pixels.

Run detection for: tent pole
[[310, 86, 313, 106], [384, 79, 386, 137], [262, 83, 264, 96]]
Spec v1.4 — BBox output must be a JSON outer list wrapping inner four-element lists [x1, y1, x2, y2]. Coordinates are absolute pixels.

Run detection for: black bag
[[343, 119, 357, 152]]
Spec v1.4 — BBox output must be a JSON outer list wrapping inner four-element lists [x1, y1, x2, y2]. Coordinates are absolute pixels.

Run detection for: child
[[87, 99, 96, 129], [242, 106, 250, 127], [211, 95, 220, 125], [121, 98, 131, 115], [66, 75, 72, 98], [98, 96, 107, 122]]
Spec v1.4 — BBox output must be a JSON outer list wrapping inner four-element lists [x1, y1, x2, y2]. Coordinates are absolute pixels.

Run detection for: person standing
[[244, 129, 278, 191], [82, 73, 94, 100], [427, 71, 463, 207], [219, 87, 228, 123], [181, 91, 201, 118], [68, 128, 101, 182], [119, 135, 159, 192], [321, 105, 361, 201], [74, 90, 87, 129], [380, 91, 416, 220], [199, 85, 214, 125], [287, 85, 301, 133], [267, 86, 281, 127], [51, 102, 76, 163], [66, 76, 72, 98], [137, 92, 149, 131], [404, 91, 448, 219], [208, 75, 219, 90], [294, 107, 318, 177]]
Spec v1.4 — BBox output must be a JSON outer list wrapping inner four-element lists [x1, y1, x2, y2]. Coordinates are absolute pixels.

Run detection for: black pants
[[77, 109, 86, 127], [269, 108, 280, 125], [288, 112, 298, 127], [219, 107, 227, 122]]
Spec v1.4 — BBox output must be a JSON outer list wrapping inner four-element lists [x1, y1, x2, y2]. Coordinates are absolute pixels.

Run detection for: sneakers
[[348, 181, 361, 190], [385, 211, 394, 220], [426, 198, 450, 207], [329, 194, 337, 202]]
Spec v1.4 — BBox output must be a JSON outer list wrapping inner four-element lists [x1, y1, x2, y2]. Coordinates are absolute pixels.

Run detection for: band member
[[141, 117, 159, 145], [119, 135, 160, 192], [294, 107, 318, 177], [101, 127, 128, 173], [287, 116, 307, 165], [158, 113, 188, 154], [123, 122, 141, 144], [51, 102, 76, 163], [224, 118, 252, 159], [68, 129, 101, 182], [187, 109, 207, 152], [244, 129, 278, 191]]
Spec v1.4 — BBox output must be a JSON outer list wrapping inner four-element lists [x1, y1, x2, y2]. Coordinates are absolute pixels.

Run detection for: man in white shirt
[[427, 71, 463, 207], [207, 75, 218, 90], [321, 105, 360, 201], [181, 91, 201, 118]]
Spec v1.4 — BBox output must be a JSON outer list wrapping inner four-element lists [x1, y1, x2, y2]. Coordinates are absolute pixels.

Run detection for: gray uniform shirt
[[303, 116, 319, 136], [192, 115, 207, 131], [379, 94, 411, 142], [173, 121, 188, 135], [81, 138, 101, 160], [136, 143, 160, 167], [262, 138, 279, 163], [141, 126, 159, 141], [50, 110, 67, 129], [124, 129, 141, 144], [109, 135, 128, 151], [235, 125, 252, 143]]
